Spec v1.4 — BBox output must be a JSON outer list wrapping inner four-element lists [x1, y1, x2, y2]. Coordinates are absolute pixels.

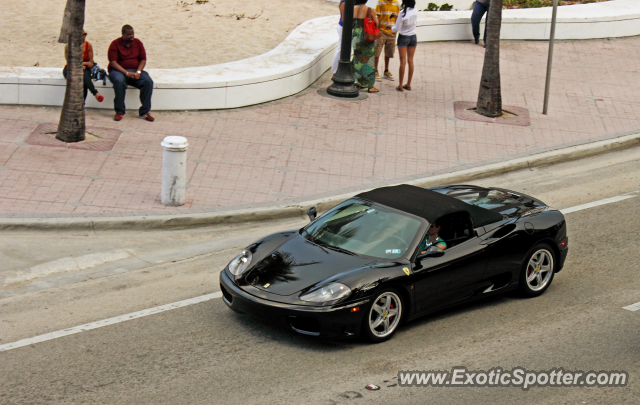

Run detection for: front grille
[[221, 285, 233, 304]]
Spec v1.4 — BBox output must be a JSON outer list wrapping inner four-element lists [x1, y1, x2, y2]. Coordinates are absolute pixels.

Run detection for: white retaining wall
[[0, 0, 637, 111]]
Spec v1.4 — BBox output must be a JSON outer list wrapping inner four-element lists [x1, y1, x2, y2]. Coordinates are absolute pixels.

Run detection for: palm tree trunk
[[56, 0, 86, 143], [476, 0, 503, 118], [57, 0, 73, 44]]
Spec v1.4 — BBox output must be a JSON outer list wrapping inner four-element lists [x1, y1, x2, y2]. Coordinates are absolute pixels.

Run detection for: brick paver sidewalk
[[1, 37, 639, 216]]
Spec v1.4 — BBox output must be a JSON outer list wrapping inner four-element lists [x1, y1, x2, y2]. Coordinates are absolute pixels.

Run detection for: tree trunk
[[476, 0, 503, 118], [58, 0, 73, 44], [56, 0, 86, 143]]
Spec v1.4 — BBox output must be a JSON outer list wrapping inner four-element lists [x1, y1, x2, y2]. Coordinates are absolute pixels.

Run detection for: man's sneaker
[[139, 114, 155, 122], [114, 113, 123, 121], [383, 70, 395, 81], [375, 70, 381, 81]]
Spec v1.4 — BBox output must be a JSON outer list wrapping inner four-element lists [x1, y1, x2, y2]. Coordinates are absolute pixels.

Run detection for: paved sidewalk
[[1, 37, 639, 217]]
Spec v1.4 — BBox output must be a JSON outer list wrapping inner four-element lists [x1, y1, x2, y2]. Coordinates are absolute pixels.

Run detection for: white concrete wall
[[416, 0, 640, 42], [1, 0, 637, 111], [0, 16, 339, 111]]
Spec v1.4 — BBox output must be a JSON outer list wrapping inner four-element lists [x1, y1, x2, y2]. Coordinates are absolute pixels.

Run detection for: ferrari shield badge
[[403, 267, 411, 276], [263, 283, 270, 288]]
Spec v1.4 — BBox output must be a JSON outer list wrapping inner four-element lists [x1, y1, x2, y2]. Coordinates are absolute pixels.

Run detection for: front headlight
[[300, 282, 351, 303], [228, 250, 253, 276]]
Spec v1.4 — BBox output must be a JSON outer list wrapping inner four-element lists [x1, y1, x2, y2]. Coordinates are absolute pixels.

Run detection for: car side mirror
[[307, 206, 317, 222], [416, 246, 445, 261]]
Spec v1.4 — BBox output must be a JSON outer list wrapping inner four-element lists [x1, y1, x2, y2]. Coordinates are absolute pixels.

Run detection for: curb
[[1, 131, 638, 232]]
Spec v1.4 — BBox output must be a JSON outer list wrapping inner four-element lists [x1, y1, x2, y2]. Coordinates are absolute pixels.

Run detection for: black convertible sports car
[[219, 184, 568, 342]]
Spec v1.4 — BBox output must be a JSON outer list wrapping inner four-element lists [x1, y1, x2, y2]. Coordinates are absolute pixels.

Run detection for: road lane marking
[[560, 192, 638, 215], [2, 190, 639, 352], [0, 292, 222, 352]]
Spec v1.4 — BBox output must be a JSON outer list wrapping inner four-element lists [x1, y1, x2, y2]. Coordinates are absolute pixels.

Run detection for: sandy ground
[[0, 0, 339, 69]]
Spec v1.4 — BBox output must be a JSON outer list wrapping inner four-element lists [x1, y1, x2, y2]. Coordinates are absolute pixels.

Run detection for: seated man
[[420, 220, 447, 253], [108, 24, 154, 122]]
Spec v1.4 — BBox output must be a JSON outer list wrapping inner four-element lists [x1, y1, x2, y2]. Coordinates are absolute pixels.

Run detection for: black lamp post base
[[327, 83, 359, 98], [317, 87, 368, 101], [327, 61, 359, 98]]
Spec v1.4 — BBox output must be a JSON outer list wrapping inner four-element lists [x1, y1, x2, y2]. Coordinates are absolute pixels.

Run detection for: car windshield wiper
[[325, 241, 357, 256], [314, 240, 357, 256]]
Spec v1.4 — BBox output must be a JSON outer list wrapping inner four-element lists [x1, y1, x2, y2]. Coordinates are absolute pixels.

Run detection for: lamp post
[[543, 0, 559, 115], [327, 0, 359, 98]]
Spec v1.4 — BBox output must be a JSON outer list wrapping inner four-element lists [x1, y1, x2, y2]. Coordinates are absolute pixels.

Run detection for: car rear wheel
[[519, 243, 556, 297], [363, 289, 403, 343]]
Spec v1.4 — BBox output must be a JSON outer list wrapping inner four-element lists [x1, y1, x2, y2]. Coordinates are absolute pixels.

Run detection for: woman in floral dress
[[352, 0, 379, 93]]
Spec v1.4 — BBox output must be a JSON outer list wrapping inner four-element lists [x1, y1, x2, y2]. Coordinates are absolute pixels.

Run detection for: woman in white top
[[391, 0, 418, 91]]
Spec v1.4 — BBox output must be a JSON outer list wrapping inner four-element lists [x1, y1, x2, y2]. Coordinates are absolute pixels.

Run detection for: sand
[[0, 0, 339, 69]]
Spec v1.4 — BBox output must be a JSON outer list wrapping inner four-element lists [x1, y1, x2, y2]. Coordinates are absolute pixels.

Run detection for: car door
[[411, 236, 490, 315]]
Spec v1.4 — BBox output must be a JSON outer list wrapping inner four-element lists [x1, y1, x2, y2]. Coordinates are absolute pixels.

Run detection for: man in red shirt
[[108, 25, 154, 121]]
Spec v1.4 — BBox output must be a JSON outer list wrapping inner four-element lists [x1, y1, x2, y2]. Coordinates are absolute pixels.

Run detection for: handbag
[[364, 17, 381, 42], [90, 64, 108, 85]]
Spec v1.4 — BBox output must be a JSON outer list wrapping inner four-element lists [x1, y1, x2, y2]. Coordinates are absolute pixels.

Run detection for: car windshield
[[304, 200, 422, 259]]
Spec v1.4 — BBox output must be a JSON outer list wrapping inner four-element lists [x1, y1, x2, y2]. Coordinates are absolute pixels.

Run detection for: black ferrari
[[219, 184, 569, 342]]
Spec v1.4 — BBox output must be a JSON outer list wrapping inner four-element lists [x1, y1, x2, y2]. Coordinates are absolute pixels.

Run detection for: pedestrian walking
[[471, 0, 490, 45], [62, 30, 104, 104], [331, 0, 346, 75], [392, 0, 418, 92], [374, 0, 401, 81], [108, 25, 154, 122], [352, 0, 380, 93]]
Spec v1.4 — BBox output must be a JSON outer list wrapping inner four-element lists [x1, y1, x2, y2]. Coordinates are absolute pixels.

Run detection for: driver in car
[[420, 220, 447, 253]]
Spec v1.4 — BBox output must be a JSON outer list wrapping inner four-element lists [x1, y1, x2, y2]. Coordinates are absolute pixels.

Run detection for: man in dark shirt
[[108, 25, 154, 121]]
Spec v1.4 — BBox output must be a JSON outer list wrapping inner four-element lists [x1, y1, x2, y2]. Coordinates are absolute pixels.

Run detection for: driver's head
[[428, 220, 442, 236]]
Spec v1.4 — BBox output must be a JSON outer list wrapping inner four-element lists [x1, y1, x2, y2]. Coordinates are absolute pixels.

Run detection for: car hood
[[239, 234, 373, 296]]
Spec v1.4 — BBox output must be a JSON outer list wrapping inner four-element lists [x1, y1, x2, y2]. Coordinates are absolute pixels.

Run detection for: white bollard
[[161, 136, 189, 206]]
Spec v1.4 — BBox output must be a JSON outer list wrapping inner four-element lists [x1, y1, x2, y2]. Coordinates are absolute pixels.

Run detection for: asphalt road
[[1, 147, 639, 404]]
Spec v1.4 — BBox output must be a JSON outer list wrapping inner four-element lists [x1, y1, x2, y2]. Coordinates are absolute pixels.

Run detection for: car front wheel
[[363, 288, 403, 343], [519, 243, 556, 297]]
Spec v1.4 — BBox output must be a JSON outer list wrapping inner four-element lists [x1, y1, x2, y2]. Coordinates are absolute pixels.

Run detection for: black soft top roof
[[356, 184, 504, 228]]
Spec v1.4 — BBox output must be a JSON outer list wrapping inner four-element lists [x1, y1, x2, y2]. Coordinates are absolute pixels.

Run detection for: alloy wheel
[[368, 292, 402, 338], [526, 249, 554, 292]]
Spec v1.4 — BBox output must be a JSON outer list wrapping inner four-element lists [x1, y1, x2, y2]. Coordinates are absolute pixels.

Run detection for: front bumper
[[555, 237, 569, 272], [219, 270, 368, 338], [556, 247, 569, 272]]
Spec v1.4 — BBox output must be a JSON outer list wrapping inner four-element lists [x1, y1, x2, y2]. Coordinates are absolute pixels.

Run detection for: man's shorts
[[375, 32, 397, 58]]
